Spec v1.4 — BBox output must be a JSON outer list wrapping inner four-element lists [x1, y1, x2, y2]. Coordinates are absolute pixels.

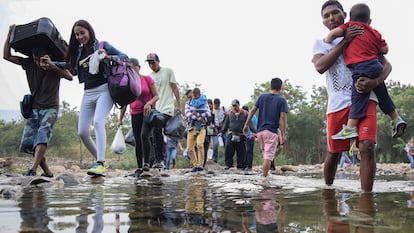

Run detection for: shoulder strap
[[138, 96, 146, 105], [138, 94, 154, 107]]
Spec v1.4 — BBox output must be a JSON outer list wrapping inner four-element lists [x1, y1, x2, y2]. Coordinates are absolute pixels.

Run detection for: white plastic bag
[[111, 127, 126, 154], [88, 50, 105, 74], [218, 136, 224, 147]]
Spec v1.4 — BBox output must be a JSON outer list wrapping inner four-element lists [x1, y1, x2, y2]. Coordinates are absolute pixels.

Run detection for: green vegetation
[[1, 80, 413, 169]]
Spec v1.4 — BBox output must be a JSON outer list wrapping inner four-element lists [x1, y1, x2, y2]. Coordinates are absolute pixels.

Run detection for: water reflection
[[183, 177, 210, 231], [19, 186, 52, 233], [323, 189, 375, 233], [75, 186, 104, 233], [253, 188, 285, 233], [408, 192, 414, 209], [2, 174, 413, 232]]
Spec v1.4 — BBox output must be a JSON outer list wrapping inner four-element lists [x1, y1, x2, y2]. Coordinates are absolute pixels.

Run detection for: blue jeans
[[407, 154, 414, 169], [351, 153, 360, 165], [244, 137, 255, 169], [339, 152, 352, 168], [165, 147, 177, 170]]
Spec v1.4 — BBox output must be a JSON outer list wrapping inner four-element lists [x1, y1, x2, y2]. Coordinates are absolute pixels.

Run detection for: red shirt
[[339, 21, 387, 65], [130, 75, 154, 115]]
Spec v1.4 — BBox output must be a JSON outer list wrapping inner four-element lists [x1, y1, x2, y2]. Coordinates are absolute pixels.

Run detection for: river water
[[1, 171, 414, 232]]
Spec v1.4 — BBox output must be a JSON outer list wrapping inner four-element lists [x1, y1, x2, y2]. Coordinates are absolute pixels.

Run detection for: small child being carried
[[188, 87, 209, 135]]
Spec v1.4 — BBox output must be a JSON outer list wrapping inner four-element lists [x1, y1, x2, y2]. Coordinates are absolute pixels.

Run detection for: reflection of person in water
[[19, 187, 53, 233], [323, 189, 350, 233], [254, 188, 285, 233], [75, 187, 104, 233], [323, 189, 376, 233], [408, 192, 414, 208], [184, 177, 209, 230]]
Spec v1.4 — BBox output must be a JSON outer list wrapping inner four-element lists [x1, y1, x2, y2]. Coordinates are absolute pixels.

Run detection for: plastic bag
[[206, 125, 217, 136], [218, 136, 224, 147], [144, 109, 166, 128], [111, 127, 126, 154], [124, 128, 135, 146], [164, 113, 186, 139]]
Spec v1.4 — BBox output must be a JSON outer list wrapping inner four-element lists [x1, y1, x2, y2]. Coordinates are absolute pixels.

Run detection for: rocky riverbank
[[1, 156, 414, 200], [1, 156, 413, 178]]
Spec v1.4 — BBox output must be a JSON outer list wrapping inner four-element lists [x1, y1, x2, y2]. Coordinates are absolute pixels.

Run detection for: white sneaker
[[392, 115, 407, 138], [332, 125, 358, 140]]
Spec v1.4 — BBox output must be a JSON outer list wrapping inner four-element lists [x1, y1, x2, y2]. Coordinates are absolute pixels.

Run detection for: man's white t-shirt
[[313, 38, 377, 114], [150, 67, 177, 116]]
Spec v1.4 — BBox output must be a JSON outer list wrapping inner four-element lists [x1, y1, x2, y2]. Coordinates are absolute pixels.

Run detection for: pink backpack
[[99, 41, 141, 107]]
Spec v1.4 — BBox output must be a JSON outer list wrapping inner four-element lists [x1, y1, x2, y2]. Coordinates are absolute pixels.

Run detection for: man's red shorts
[[327, 100, 377, 153]]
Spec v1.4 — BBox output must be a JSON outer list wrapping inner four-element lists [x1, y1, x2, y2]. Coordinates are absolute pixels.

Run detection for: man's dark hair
[[270, 78, 283, 91], [349, 3, 370, 23], [185, 89, 192, 96], [31, 48, 48, 57], [213, 98, 220, 104], [321, 0, 344, 15]]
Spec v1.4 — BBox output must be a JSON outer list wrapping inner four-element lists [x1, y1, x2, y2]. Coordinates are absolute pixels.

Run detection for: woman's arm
[[101, 41, 129, 61]]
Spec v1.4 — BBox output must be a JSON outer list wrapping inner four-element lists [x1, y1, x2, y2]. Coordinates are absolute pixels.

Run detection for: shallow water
[[1, 172, 414, 233]]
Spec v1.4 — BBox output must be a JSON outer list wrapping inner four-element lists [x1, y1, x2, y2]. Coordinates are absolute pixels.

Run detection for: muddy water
[[1, 172, 414, 232]]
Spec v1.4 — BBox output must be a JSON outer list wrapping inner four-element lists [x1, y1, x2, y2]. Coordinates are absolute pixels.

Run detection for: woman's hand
[[143, 103, 151, 116]]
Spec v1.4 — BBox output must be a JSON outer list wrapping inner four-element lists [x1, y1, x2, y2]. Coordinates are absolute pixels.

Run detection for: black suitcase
[[9, 17, 68, 61]]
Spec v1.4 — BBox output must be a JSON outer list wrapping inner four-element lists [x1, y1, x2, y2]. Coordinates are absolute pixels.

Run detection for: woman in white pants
[[66, 19, 128, 175]]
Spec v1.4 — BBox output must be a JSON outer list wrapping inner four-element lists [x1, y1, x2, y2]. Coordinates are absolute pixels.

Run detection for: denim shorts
[[19, 108, 58, 154]]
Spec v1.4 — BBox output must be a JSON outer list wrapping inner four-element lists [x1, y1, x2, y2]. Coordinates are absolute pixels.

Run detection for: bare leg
[[346, 118, 359, 128], [324, 152, 340, 186], [359, 140, 376, 192], [262, 159, 271, 177], [388, 110, 397, 121], [31, 144, 52, 175]]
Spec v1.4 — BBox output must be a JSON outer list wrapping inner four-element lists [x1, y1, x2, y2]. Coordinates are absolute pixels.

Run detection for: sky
[[0, 0, 413, 111]]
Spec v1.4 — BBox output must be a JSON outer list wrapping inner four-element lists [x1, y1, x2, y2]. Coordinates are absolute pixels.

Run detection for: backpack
[[99, 42, 141, 108]]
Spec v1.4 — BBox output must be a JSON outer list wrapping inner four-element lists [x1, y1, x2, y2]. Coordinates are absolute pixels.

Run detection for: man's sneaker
[[41, 173, 54, 178], [392, 116, 407, 138], [24, 169, 36, 176], [191, 167, 198, 172], [197, 165, 204, 171], [143, 163, 150, 171], [87, 162, 106, 175], [152, 162, 164, 169], [332, 125, 358, 140]]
